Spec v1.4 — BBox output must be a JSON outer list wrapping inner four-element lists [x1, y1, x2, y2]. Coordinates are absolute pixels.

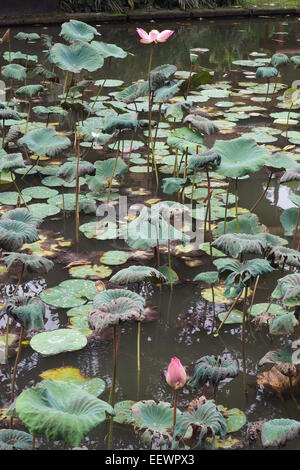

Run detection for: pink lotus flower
[[166, 357, 187, 390], [136, 28, 174, 44]]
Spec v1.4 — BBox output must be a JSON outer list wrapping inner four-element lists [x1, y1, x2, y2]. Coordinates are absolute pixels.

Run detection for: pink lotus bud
[[166, 357, 187, 390]]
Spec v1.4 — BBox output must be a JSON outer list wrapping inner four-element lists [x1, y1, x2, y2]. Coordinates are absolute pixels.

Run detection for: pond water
[[0, 15, 300, 450]]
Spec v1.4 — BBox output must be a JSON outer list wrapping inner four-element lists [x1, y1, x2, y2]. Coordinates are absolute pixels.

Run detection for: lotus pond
[[1, 15, 300, 451]]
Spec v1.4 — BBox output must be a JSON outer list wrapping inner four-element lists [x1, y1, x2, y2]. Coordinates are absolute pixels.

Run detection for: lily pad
[[30, 328, 87, 356], [40, 279, 97, 308]]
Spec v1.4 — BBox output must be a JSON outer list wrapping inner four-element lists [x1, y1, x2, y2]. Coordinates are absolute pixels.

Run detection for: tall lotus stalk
[[242, 282, 249, 395], [235, 178, 239, 233], [250, 171, 273, 213], [107, 324, 120, 449], [166, 357, 187, 432], [11, 325, 24, 404], [107, 138, 120, 203], [75, 134, 81, 243]]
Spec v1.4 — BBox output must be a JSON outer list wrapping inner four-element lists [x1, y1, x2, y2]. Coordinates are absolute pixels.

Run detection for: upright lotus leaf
[[14, 32, 40, 41], [40, 279, 97, 309], [0, 208, 41, 250], [187, 150, 221, 172], [266, 246, 300, 268], [154, 81, 183, 103], [30, 329, 87, 356], [93, 289, 145, 310], [256, 67, 278, 80], [2, 296, 45, 330], [33, 105, 68, 118], [110, 266, 166, 285], [131, 401, 176, 443], [261, 419, 300, 448], [2, 64, 26, 81], [60, 20, 100, 43], [59, 160, 94, 183], [183, 115, 219, 135], [3, 252, 53, 273], [19, 128, 71, 157], [271, 53, 289, 67], [172, 400, 227, 450], [265, 153, 300, 171], [193, 271, 219, 285], [49, 42, 104, 73], [259, 347, 297, 377], [269, 313, 298, 336], [91, 40, 127, 59], [89, 298, 145, 332], [103, 113, 139, 133], [15, 85, 45, 98], [212, 233, 286, 259], [272, 273, 300, 307], [214, 258, 273, 298], [280, 207, 299, 237], [213, 213, 264, 237], [3, 51, 38, 63], [95, 158, 127, 179], [0, 429, 33, 450], [291, 56, 300, 68], [188, 355, 238, 390], [15, 380, 114, 446], [0, 152, 25, 172], [0, 106, 21, 120], [167, 127, 203, 152], [162, 177, 187, 195], [214, 137, 269, 178], [115, 81, 149, 102]]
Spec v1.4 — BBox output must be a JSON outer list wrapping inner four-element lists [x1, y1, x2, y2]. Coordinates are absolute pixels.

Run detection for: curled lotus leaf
[[259, 347, 298, 377], [0, 429, 33, 450], [19, 128, 71, 157], [89, 297, 145, 332], [15, 380, 114, 446], [272, 273, 300, 307], [188, 355, 239, 389], [110, 265, 166, 285], [187, 150, 221, 172], [0, 208, 41, 251], [131, 400, 177, 442], [60, 20, 100, 43], [261, 419, 300, 448], [2, 296, 45, 330], [213, 233, 286, 259]]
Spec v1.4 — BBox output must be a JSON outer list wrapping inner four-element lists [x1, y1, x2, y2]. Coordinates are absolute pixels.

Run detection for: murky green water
[[1, 15, 300, 450]]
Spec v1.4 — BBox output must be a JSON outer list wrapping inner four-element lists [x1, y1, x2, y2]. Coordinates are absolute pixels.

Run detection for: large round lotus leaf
[[218, 406, 246, 433], [40, 366, 105, 397], [19, 128, 71, 157], [47, 193, 91, 211], [280, 207, 298, 236], [79, 221, 118, 240], [218, 309, 243, 324], [213, 137, 269, 178], [66, 304, 93, 336], [114, 400, 136, 425], [26, 203, 61, 219], [60, 20, 100, 42], [30, 329, 87, 356], [100, 250, 129, 266], [0, 429, 33, 450], [69, 264, 112, 280], [40, 279, 97, 308], [22, 186, 58, 199], [131, 400, 178, 438], [0, 191, 32, 206], [2, 63, 26, 81], [214, 213, 264, 237], [193, 271, 219, 285], [15, 380, 114, 446], [49, 42, 104, 73]]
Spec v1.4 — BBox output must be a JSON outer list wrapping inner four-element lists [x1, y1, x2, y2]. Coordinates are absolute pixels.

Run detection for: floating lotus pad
[[69, 264, 112, 279], [40, 366, 105, 397], [30, 328, 87, 356], [40, 279, 97, 308], [100, 250, 129, 266]]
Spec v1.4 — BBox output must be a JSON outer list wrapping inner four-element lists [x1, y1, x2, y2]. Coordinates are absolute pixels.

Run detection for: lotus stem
[[32, 435, 36, 450], [12, 176, 29, 211], [173, 149, 178, 178], [25, 101, 31, 135], [14, 263, 25, 296], [153, 103, 162, 152], [249, 275, 260, 316], [2, 118, 5, 148], [235, 178, 239, 234], [223, 184, 230, 234], [214, 290, 243, 337], [5, 315, 9, 365], [64, 73, 74, 102], [137, 321, 141, 373], [91, 80, 106, 110], [286, 103, 293, 139], [206, 168, 213, 259], [11, 325, 24, 404], [250, 171, 272, 213], [107, 138, 120, 203], [172, 389, 179, 432], [213, 385, 218, 403], [127, 130, 134, 168], [190, 169, 196, 205], [211, 285, 216, 332], [185, 62, 194, 100], [265, 79, 270, 103], [75, 136, 81, 244], [242, 283, 249, 395], [147, 44, 154, 176], [62, 71, 69, 97], [292, 206, 300, 249], [108, 325, 120, 450]]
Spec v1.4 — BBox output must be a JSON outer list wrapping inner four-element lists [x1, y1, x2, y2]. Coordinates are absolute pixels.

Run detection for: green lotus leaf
[[0, 191, 31, 206], [213, 233, 286, 259], [100, 250, 129, 266], [69, 264, 112, 280], [261, 419, 300, 448], [0, 152, 25, 172], [26, 203, 61, 219], [167, 127, 204, 152], [154, 81, 183, 104], [58, 160, 94, 183], [47, 193, 93, 211], [66, 304, 93, 336], [19, 128, 71, 157], [213, 213, 264, 237], [15, 85, 45, 98], [291, 56, 300, 68], [40, 366, 105, 397], [95, 158, 128, 179], [218, 309, 243, 324], [114, 400, 136, 425], [269, 312, 298, 336], [0, 429, 33, 450], [110, 265, 165, 285], [188, 355, 238, 389], [2, 252, 53, 273], [49, 42, 104, 73], [93, 288, 145, 310], [15, 380, 114, 446], [3, 51, 37, 63], [33, 105, 68, 117], [272, 273, 300, 307], [40, 279, 97, 308], [0, 208, 41, 250], [159, 265, 179, 285], [267, 245, 300, 268], [60, 20, 100, 43], [89, 298, 144, 332], [172, 399, 227, 450], [2, 64, 26, 81], [280, 207, 299, 236], [213, 137, 269, 178], [193, 271, 219, 285], [30, 329, 87, 356], [270, 53, 289, 67], [162, 177, 187, 195], [184, 115, 219, 135], [14, 32, 40, 41], [131, 400, 177, 441], [91, 40, 127, 59], [250, 303, 287, 320], [217, 406, 246, 433], [265, 153, 299, 171], [22, 186, 58, 200], [256, 66, 278, 80], [2, 296, 45, 330]]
